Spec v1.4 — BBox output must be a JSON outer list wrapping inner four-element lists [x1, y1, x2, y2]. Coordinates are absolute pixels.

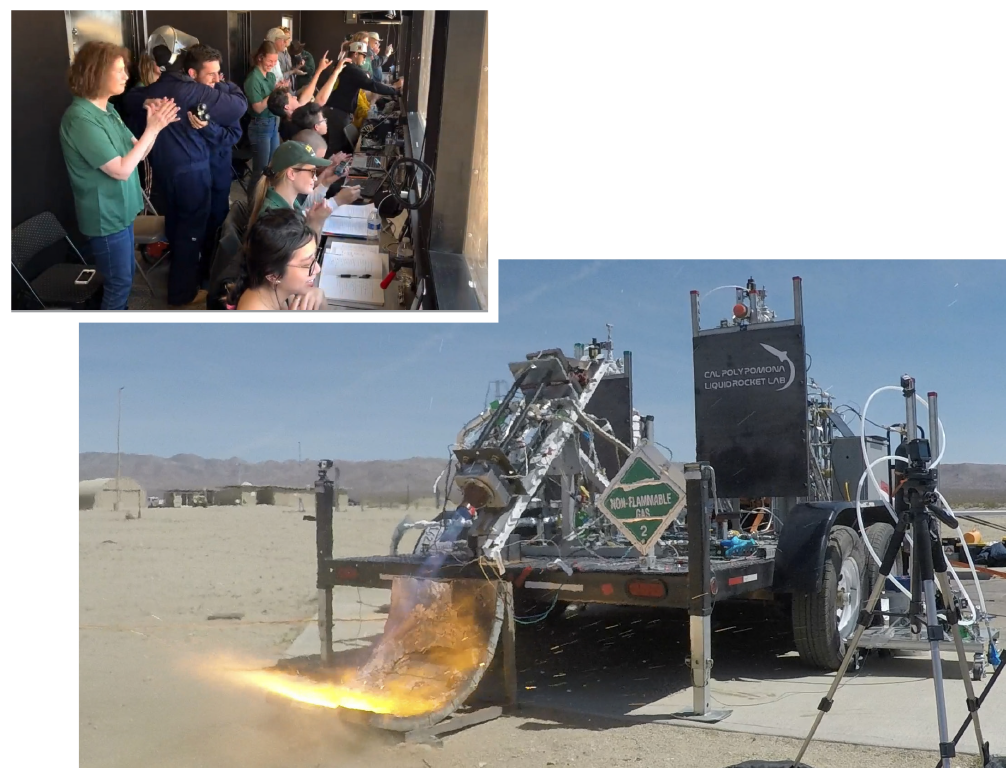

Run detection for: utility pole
[[116, 387, 124, 514], [485, 379, 507, 409]]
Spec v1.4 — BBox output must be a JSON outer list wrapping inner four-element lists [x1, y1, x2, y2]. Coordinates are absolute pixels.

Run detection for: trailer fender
[[773, 502, 856, 594]]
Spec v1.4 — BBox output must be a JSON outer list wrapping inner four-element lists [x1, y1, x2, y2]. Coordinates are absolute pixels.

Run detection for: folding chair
[[11, 211, 103, 309], [132, 159, 169, 294]]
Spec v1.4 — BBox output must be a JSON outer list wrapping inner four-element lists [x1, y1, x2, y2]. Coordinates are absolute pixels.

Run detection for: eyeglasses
[[292, 166, 319, 177], [288, 253, 320, 273]]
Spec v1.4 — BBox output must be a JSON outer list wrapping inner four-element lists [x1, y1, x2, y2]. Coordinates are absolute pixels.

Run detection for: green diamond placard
[[597, 443, 686, 556]]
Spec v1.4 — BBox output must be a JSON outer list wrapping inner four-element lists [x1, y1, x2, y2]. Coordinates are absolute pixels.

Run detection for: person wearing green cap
[[247, 141, 360, 237]]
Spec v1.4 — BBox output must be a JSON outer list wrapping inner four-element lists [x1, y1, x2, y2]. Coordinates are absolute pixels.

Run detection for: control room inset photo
[[12, 10, 488, 312]]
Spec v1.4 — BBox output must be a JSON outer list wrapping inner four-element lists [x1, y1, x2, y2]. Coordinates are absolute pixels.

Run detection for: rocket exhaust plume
[[219, 576, 504, 724]]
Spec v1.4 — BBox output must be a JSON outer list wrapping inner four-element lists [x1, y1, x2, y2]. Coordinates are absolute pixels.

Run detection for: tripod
[[794, 377, 991, 768]]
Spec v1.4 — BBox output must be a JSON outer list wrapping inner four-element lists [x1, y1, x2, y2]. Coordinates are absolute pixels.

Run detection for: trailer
[[308, 276, 997, 732]]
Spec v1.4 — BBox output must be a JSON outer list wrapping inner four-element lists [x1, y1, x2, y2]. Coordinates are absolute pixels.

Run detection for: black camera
[[905, 438, 931, 467], [189, 103, 209, 122]]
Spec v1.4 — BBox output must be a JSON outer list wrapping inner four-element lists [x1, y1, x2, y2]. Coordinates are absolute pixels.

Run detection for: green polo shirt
[[244, 67, 278, 122], [59, 97, 143, 238], [260, 187, 304, 215]]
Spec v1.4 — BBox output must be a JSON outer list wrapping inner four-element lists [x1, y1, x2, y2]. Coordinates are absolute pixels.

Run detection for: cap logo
[[304, 145, 315, 156]]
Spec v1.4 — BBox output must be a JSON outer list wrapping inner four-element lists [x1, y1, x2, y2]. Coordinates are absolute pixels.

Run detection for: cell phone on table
[[75, 269, 96, 285]]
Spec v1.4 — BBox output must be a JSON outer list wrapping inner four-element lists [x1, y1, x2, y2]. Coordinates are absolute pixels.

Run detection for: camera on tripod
[[905, 438, 932, 468]]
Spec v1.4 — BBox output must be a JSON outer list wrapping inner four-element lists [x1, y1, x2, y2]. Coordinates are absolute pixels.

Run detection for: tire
[[792, 524, 867, 670], [864, 522, 904, 627], [413, 522, 444, 554]]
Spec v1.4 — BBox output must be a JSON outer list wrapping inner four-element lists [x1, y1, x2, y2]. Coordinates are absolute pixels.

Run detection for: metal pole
[[559, 443, 577, 557], [686, 463, 713, 716], [315, 463, 335, 664], [903, 376, 918, 445], [928, 391, 939, 467], [116, 387, 124, 513], [792, 276, 804, 326], [689, 291, 701, 337]]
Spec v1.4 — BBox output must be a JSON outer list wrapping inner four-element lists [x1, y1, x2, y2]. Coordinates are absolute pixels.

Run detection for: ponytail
[[246, 173, 272, 234]]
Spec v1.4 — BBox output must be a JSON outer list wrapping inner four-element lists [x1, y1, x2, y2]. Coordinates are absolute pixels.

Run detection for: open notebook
[[319, 242, 385, 308], [321, 203, 376, 239]]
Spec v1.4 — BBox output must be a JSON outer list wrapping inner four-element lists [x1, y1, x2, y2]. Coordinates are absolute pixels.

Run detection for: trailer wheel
[[865, 522, 904, 626], [792, 525, 866, 670], [413, 522, 445, 554]]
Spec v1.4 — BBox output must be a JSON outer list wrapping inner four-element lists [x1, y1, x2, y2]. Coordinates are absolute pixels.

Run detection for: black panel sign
[[583, 373, 633, 482], [693, 325, 808, 498]]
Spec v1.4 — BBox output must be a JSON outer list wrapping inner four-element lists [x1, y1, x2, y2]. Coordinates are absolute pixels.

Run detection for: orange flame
[[219, 578, 500, 719]]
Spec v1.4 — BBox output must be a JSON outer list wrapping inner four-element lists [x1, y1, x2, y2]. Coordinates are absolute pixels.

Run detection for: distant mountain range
[[79, 452, 449, 503], [79, 453, 1006, 505]]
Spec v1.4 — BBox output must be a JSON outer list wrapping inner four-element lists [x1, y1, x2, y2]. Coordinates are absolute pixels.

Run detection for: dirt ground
[[80, 504, 997, 768]]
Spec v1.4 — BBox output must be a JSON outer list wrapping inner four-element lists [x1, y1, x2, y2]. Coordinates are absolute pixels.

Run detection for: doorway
[[227, 10, 251, 84]]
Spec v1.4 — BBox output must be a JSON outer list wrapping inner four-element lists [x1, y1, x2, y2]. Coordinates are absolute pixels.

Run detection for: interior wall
[[463, 17, 489, 308], [12, 11, 81, 239], [143, 11, 230, 76], [250, 10, 301, 50], [299, 11, 405, 69]]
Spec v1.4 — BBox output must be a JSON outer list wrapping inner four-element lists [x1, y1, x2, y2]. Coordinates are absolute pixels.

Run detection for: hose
[[857, 386, 984, 625]]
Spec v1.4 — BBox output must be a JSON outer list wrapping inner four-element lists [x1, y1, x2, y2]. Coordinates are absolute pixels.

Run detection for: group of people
[[59, 25, 402, 310]]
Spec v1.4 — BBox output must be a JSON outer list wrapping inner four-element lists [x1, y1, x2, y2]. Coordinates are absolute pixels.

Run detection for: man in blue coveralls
[[182, 61, 245, 283], [123, 44, 247, 307]]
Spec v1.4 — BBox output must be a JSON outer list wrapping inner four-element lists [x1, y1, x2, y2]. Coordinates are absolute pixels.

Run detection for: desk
[[319, 115, 416, 311], [319, 226, 413, 311]]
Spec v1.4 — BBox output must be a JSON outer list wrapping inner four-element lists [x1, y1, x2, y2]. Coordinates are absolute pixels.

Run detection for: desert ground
[[80, 503, 1005, 768]]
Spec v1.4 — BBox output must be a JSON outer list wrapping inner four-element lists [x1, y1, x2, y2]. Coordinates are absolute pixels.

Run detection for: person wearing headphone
[[230, 208, 327, 310], [326, 40, 401, 133]]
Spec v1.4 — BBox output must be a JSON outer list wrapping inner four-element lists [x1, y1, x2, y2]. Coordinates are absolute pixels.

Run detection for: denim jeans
[[247, 116, 280, 196], [88, 223, 135, 310]]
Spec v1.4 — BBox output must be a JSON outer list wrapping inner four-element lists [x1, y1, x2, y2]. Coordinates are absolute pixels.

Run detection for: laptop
[[343, 174, 386, 200], [351, 153, 386, 172]]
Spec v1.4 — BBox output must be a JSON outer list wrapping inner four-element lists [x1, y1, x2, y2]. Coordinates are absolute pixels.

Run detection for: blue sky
[[79, 260, 1006, 464]]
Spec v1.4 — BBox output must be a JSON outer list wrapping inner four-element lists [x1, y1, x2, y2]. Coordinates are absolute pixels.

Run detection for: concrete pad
[[284, 586, 390, 658], [516, 577, 1005, 757], [628, 651, 997, 754]]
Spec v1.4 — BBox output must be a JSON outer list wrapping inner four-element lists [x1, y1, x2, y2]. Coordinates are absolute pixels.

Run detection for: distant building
[[163, 490, 211, 507], [214, 485, 258, 506], [256, 486, 313, 508], [79, 478, 144, 512]]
